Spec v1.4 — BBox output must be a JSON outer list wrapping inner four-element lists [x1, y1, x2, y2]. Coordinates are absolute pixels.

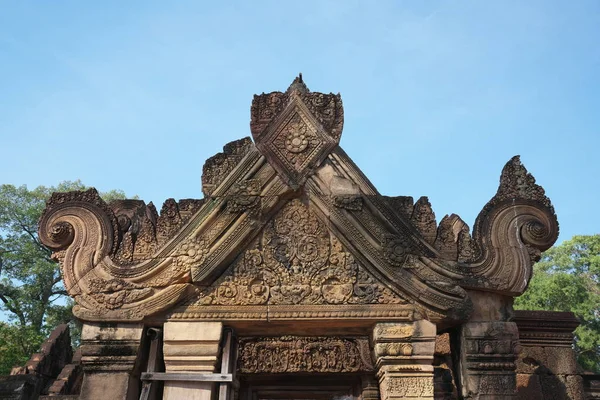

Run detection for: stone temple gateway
[[26, 77, 594, 399]]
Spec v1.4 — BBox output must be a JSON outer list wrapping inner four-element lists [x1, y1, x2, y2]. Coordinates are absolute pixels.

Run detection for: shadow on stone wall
[[514, 310, 587, 400]]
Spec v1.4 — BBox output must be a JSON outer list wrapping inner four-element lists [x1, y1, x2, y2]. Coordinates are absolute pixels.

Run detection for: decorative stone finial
[[250, 76, 344, 188], [287, 73, 310, 94]]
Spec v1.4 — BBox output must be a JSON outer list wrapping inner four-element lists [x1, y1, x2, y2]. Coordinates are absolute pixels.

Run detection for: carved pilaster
[[373, 321, 436, 400], [162, 321, 223, 400], [457, 321, 519, 399], [79, 322, 144, 400]]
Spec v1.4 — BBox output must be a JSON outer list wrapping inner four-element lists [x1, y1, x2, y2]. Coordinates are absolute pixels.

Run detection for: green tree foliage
[[515, 235, 600, 372], [0, 181, 128, 374]]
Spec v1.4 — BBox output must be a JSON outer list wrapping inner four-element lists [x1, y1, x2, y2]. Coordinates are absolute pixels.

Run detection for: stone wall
[[514, 310, 585, 400], [0, 325, 82, 399]]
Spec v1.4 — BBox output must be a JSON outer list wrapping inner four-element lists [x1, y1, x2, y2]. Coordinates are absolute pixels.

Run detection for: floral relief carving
[[91, 288, 152, 310], [384, 376, 434, 399], [174, 238, 208, 267], [238, 336, 373, 373], [285, 120, 309, 153], [226, 179, 261, 213], [192, 199, 407, 306], [273, 113, 322, 170], [382, 235, 414, 267]]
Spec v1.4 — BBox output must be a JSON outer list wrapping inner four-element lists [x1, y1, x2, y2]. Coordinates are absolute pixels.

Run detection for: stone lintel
[[513, 310, 579, 348]]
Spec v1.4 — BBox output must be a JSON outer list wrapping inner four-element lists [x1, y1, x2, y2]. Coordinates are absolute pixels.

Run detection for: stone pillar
[[162, 321, 223, 400], [372, 320, 436, 400], [456, 291, 520, 399], [79, 322, 144, 400]]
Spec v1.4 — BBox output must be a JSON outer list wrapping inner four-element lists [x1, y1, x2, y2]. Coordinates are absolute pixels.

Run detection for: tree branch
[[0, 292, 26, 326]]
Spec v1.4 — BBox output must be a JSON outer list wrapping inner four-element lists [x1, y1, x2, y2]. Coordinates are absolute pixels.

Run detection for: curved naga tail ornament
[[39, 190, 119, 294], [464, 156, 559, 295], [39, 189, 195, 321]]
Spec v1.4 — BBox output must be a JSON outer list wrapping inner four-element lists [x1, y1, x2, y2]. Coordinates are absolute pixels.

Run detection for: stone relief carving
[[238, 336, 373, 373], [332, 194, 363, 211], [202, 137, 254, 197], [191, 199, 407, 306], [411, 197, 437, 245], [250, 75, 343, 142], [37, 77, 559, 324], [382, 234, 415, 267], [384, 377, 434, 399], [110, 197, 205, 265], [251, 75, 342, 189], [225, 179, 261, 213]]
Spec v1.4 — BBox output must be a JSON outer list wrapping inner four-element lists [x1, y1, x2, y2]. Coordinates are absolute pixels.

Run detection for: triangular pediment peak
[[184, 198, 411, 309], [286, 73, 310, 94], [250, 76, 344, 189]]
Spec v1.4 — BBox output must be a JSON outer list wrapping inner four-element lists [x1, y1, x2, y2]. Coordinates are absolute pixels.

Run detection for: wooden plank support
[[139, 327, 162, 400], [141, 372, 233, 382], [219, 329, 237, 400]]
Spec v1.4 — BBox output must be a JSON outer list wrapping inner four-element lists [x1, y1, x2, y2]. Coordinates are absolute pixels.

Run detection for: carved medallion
[[382, 235, 413, 267], [251, 78, 342, 189], [226, 179, 261, 213]]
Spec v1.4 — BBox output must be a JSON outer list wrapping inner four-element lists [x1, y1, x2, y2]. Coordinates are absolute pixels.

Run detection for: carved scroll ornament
[[461, 156, 559, 295], [38, 189, 194, 321]]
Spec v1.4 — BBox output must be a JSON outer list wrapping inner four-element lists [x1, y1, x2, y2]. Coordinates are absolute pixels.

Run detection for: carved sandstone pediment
[[186, 198, 408, 307], [38, 76, 558, 324]]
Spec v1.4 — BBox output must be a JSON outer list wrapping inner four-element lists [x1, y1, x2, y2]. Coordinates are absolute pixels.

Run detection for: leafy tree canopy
[[515, 234, 600, 372], [0, 181, 128, 374]]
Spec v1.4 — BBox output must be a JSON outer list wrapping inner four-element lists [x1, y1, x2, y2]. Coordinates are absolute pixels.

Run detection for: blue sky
[[1, 1, 599, 243]]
